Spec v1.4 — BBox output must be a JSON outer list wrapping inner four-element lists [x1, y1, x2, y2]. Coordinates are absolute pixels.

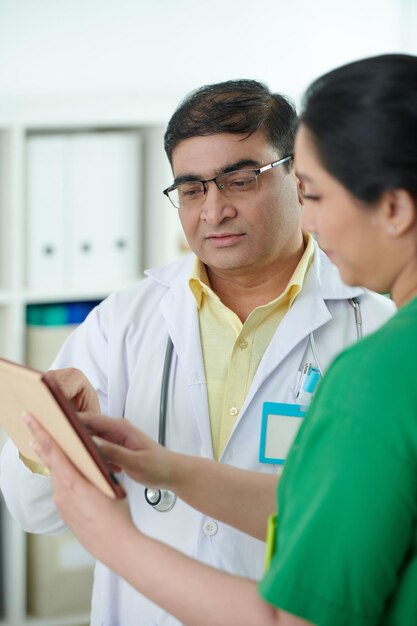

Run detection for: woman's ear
[[380, 189, 416, 236]]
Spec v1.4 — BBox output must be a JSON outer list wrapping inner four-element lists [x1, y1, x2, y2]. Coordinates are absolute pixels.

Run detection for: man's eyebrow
[[173, 159, 261, 185], [222, 159, 261, 174], [173, 173, 201, 185]]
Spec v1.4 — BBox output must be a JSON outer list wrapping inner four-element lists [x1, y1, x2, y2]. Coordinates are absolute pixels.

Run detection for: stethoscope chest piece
[[144, 487, 177, 512]]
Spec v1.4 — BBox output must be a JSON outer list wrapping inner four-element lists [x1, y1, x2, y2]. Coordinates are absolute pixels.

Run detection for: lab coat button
[[238, 339, 248, 349], [229, 406, 239, 416], [203, 520, 218, 536]]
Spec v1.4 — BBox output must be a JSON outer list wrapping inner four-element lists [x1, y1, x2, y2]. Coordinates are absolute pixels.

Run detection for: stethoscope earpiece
[[144, 487, 177, 512]]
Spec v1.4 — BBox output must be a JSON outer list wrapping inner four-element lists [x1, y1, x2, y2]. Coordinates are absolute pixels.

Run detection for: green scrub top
[[259, 297, 417, 626]]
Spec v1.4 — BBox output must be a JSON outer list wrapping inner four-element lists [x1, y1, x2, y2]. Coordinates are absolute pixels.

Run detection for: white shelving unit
[[0, 94, 185, 626]]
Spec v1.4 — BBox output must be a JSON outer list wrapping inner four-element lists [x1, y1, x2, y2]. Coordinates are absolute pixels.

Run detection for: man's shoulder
[[100, 254, 195, 311], [145, 254, 195, 286]]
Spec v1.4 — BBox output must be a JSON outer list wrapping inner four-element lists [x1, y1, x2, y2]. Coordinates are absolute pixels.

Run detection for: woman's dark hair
[[300, 54, 417, 203], [164, 79, 297, 170]]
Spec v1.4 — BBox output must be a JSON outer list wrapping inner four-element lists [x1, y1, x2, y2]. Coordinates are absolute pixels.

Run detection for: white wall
[[0, 0, 415, 268], [0, 0, 414, 111]]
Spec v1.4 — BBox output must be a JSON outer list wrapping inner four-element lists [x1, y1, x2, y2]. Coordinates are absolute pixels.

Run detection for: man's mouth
[[205, 232, 245, 247]]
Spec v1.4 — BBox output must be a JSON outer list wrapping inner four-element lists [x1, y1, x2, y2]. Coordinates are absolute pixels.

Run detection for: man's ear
[[380, 189, 416, 236]]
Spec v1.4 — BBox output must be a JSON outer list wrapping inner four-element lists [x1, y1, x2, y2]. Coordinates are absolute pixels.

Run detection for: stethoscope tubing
[[159, 335, 174, 447], [144, 334, 176, 512]]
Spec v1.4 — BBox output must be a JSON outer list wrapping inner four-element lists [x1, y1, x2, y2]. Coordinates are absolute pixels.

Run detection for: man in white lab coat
[[0, 80, 395, 626]]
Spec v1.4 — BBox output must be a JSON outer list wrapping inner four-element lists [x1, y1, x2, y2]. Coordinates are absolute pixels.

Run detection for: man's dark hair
[[164, 79, 297, 170]]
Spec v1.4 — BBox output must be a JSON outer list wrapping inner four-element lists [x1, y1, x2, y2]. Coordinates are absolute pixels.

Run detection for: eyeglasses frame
[[162, 154, 293, 208]]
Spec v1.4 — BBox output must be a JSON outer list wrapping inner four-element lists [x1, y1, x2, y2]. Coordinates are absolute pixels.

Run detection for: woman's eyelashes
[[302, 191, 321, 201]]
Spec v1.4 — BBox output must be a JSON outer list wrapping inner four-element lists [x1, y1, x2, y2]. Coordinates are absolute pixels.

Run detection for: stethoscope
[[144, 297, 362, 512], [306, 297, 362, 376], [144, 336, 177, 512]]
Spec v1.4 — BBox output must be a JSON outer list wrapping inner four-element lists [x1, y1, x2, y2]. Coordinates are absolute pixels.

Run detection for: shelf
[[22, 280, 143, 304], [0, 285, 140, 305], [0, 613, 89, 626], [0, 111, 181, 625], [27, 611, 90, 626]]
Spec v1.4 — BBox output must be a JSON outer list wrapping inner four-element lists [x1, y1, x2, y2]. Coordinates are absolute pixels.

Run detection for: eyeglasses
[[163, 155, 293, 209]]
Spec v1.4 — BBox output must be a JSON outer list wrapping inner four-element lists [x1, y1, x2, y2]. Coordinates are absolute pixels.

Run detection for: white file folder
[[69, 132, 142, 288], [26, 131, 142, 291], [26, 136, 68, 289]]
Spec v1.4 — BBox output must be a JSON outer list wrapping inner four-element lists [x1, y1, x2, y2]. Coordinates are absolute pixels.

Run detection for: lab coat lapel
[[221, 244, 363, 450], [158, 274, 214, 459], [244, 264, 332, 409]]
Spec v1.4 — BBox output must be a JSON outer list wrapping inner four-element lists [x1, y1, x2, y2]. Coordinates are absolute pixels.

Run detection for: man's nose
[[200, 182, 236, 224]]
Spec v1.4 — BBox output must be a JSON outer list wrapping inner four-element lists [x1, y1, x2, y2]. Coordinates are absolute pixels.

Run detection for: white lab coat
[[0, 242, 395, 626]]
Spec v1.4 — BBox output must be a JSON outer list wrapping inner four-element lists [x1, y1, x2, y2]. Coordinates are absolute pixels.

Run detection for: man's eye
[[226, 175, 256, 190], [230, 179, 252, 188], [180, 185, 203, 198]]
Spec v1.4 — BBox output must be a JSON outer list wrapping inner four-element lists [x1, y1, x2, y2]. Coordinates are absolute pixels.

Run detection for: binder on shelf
[[25, 131, 142, 291], [26, 136, 68, 290], [70, 132, 142, 288]]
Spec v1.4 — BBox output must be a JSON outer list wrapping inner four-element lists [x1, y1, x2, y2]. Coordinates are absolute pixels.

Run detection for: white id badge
[[259, 402, 306, 465]]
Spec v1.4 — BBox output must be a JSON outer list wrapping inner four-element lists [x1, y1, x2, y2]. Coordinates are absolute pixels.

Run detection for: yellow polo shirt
[[189, 233, 314, 460]]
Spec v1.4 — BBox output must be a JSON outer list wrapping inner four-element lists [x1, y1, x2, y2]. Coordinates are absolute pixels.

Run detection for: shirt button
[[238, 339, 248, 349], [229, 406, 239, 416], [203, 520, 218, 536]]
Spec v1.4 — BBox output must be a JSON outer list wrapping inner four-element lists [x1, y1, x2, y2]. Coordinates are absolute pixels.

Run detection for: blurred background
[[0, 1, 416, 625], [1, 0, 416, 107]]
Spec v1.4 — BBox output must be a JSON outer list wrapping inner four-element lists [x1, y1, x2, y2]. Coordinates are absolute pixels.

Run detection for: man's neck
[[205, 242, 306, 323]]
